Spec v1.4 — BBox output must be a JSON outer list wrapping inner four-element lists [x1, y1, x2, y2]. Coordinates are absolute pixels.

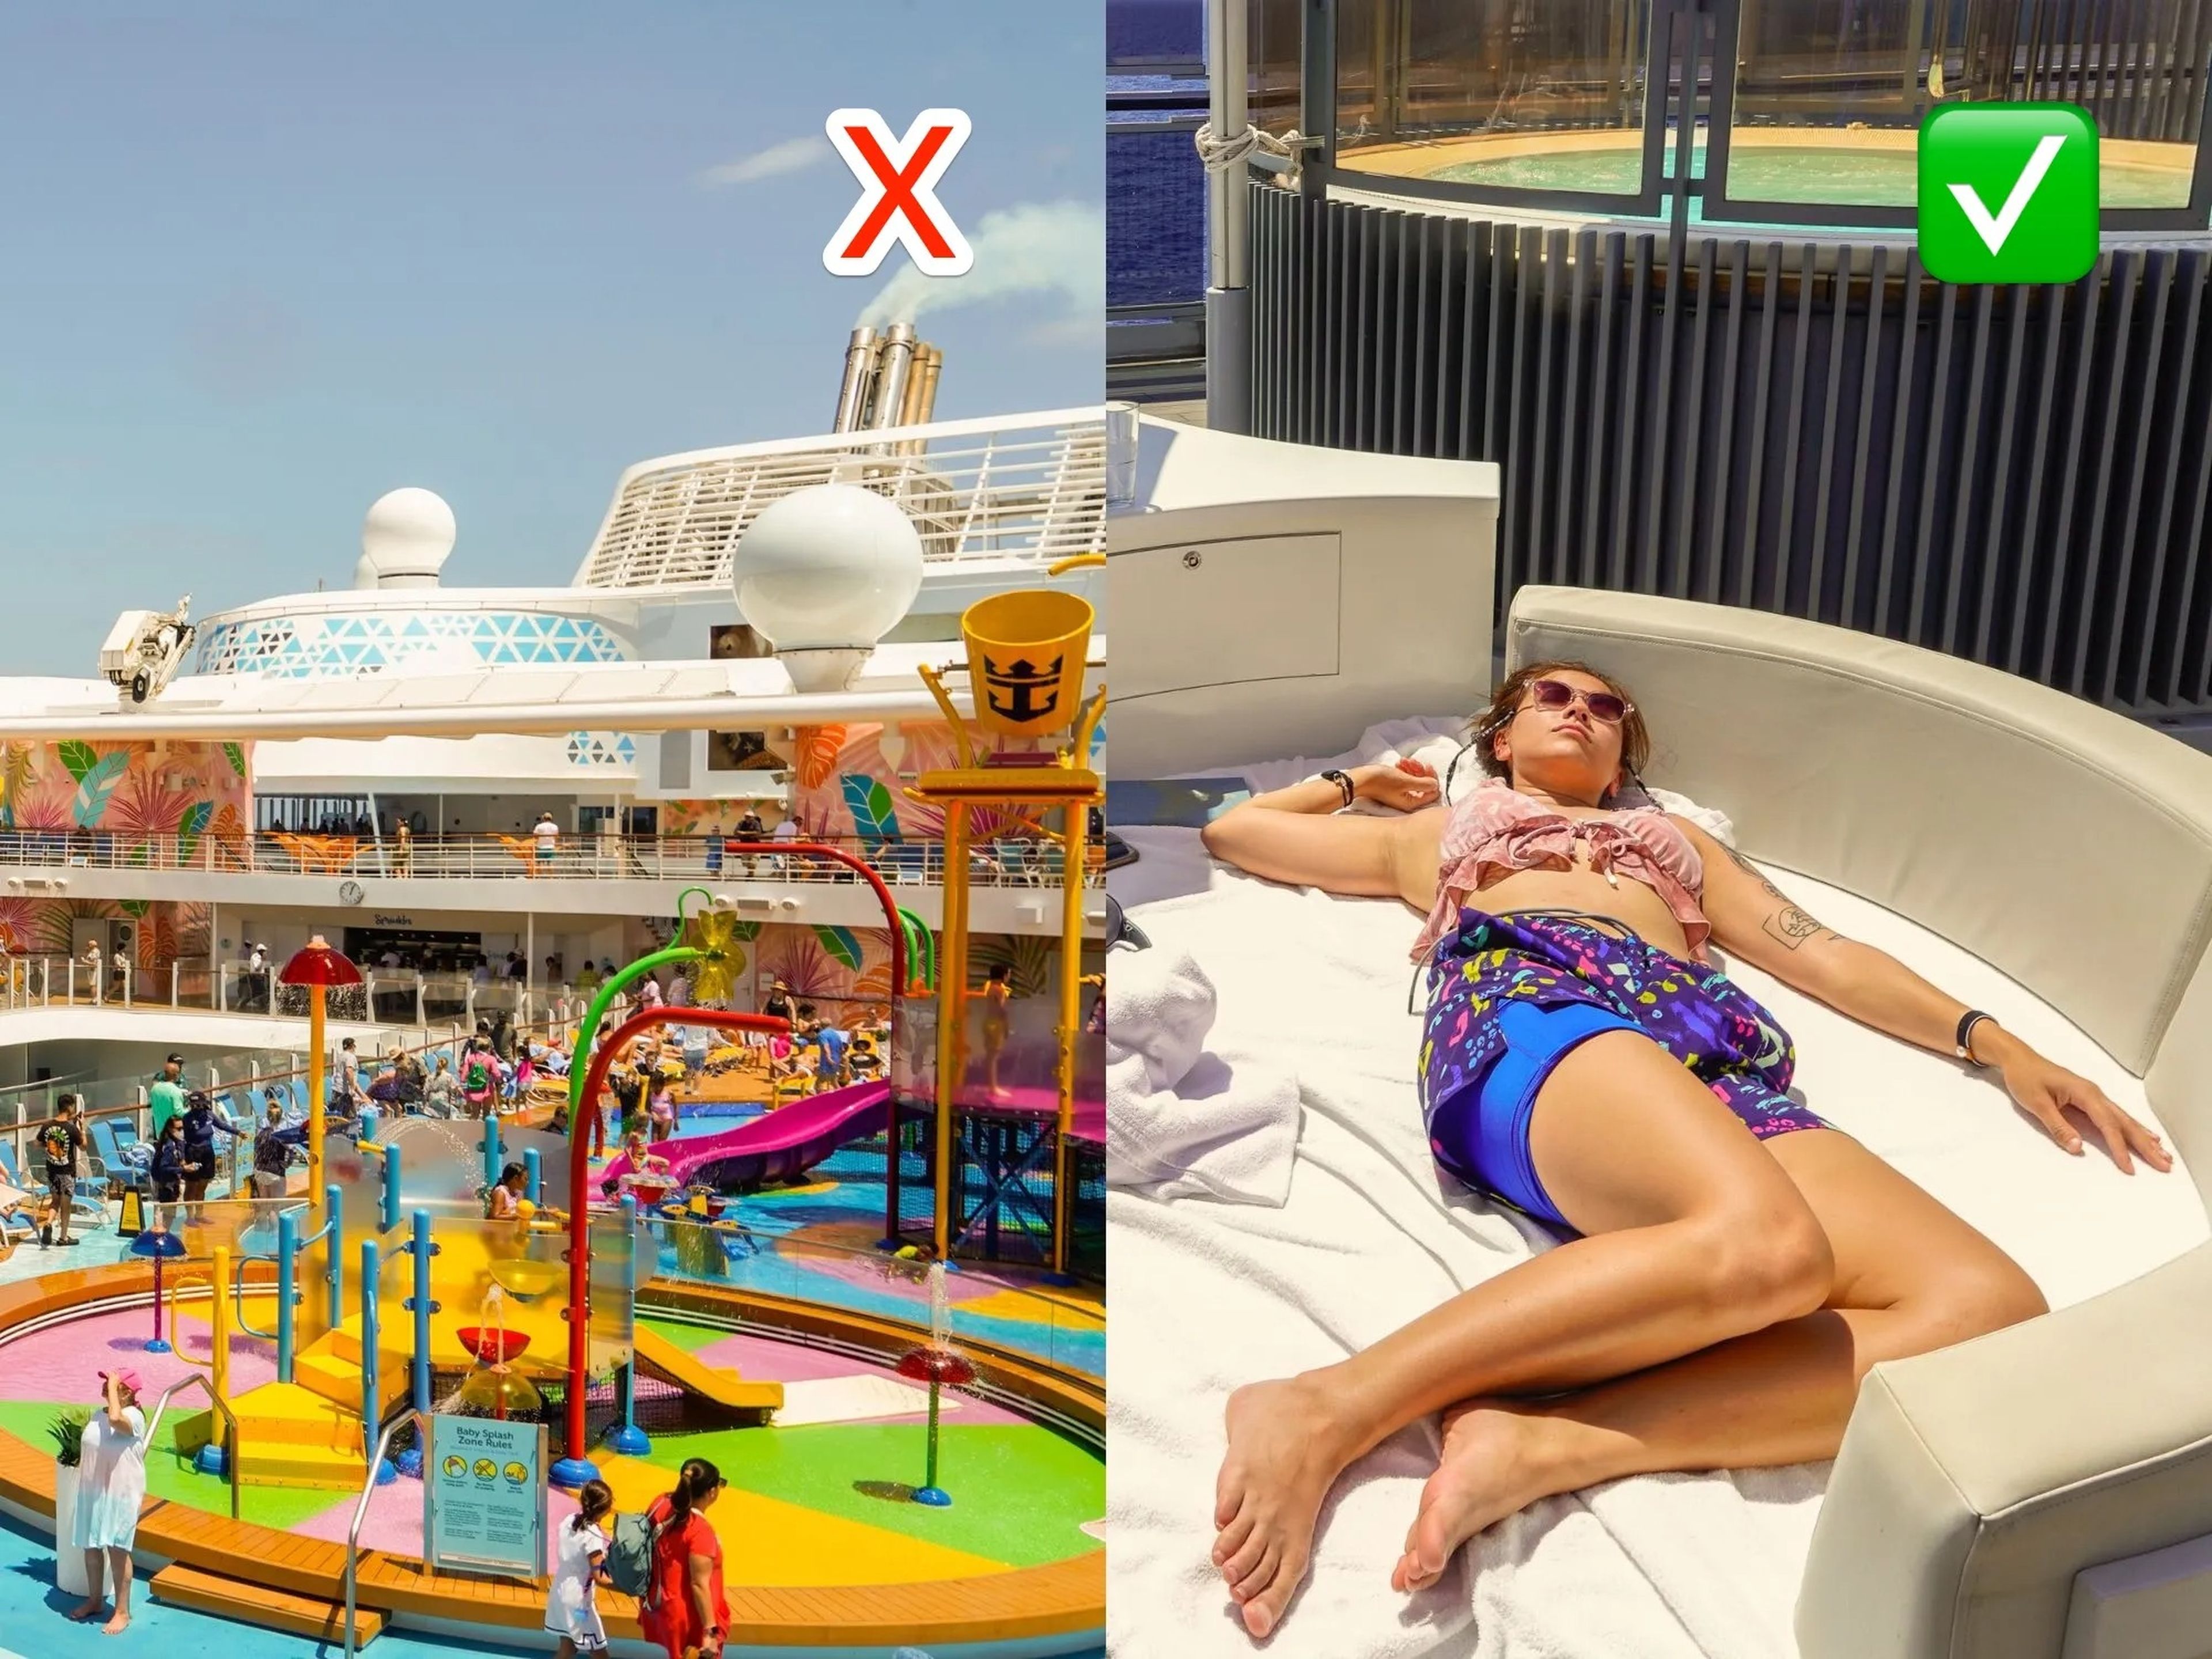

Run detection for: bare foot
[[1211, 1375, 1356, 1639], [66, 1598, 105, 1622], [101, 1612, 130, 1636], [1391, 1401, 1566, 1594]]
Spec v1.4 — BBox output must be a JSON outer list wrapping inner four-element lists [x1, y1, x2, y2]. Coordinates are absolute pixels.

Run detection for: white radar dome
[[732, 483, 925, 690], [358, 487, 456, 589]]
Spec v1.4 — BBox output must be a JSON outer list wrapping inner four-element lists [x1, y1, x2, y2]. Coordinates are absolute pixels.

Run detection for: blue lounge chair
[[88, 1119, 150, 1199], [0, 1141, 104, 1226]]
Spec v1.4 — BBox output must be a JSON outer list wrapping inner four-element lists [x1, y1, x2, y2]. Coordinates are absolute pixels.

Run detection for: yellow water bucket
[[961, 589, 1093, 738]]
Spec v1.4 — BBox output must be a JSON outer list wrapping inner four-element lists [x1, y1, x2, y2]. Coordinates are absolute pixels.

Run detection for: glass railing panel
[[643, 1216, 1103, 1381], [1335, 0, 1657, 200]]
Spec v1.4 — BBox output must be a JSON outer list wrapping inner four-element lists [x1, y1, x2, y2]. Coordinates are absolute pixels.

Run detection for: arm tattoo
[[1763, 905, 1830, 950], [1724, 845, 1842, 951]]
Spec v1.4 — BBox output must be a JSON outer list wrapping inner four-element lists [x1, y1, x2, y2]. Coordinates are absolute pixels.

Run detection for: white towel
[[1108, 943, 1218, 1092], [1107, 942, 1301, 1208]]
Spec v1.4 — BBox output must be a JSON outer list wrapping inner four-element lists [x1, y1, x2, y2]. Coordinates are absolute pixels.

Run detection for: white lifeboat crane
[[99, 594, 195, 706]]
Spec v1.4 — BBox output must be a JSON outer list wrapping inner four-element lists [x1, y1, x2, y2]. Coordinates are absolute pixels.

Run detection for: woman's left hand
[[1354, 756, 1442, 813], [2001, 1053, 2174, 1174]]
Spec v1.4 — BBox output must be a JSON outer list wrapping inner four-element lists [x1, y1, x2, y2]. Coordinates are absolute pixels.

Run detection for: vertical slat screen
[[1249, 182, 2212, 719]]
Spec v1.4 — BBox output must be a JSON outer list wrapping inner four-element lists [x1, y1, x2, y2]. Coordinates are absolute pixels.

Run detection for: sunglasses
[[1522, 678, 1633, 725]]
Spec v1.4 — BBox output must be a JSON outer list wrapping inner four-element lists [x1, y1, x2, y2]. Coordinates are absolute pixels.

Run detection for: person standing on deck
[[149, 1054, 188, 1139]]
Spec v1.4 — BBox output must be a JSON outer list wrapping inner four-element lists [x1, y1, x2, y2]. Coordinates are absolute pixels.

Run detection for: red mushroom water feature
[[454, 1321, 541, 1421], [893, 1262, 974, 1506], [276, 935, 362, 1198]]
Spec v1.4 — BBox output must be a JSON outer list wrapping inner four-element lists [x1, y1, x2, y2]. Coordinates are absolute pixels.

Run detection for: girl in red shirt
[[641, 1457, 729, 1659]]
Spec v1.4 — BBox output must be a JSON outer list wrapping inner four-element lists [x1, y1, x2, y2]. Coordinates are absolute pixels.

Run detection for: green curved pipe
[[897, 907, 935, 991], [567, 945, 699, 1114], [569, 889, 717, 1113]]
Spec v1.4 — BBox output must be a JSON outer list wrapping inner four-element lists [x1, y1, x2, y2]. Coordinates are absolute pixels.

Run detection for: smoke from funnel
[[855, 199, 1104, 329]]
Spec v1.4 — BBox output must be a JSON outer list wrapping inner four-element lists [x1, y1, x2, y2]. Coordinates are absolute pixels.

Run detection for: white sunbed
[[1106, 586, 2212, 1659]]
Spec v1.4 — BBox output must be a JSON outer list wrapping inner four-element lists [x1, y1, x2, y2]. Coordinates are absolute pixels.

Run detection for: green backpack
[[603, 1507, 669, 1607]]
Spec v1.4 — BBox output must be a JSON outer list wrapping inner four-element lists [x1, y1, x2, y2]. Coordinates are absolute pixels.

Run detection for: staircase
[[219, 1317, 410, 1490], [150, 1562, 385, 1646]]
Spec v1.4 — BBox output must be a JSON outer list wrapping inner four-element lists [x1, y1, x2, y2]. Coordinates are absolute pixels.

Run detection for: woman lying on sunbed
[[1196, 660, 2174, 1639]]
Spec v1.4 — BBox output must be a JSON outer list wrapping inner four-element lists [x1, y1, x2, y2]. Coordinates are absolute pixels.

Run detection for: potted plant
[[48, 1407, 90, 1595]]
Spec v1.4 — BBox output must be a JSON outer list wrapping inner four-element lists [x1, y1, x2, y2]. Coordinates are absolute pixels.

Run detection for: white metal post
[[1206, 0, 1252, 433]]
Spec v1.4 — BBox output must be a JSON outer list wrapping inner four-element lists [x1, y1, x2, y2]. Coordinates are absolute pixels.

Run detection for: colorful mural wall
[[0, 896, 209, 986], [658, 719, 1097, 844], [0, 738, 251, 851], [0, 739, 249, 982]]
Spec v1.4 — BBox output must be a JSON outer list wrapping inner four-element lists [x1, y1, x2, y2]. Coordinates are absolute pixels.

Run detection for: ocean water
[[1108, 116, 1209, 308], [1108, 0, 1201, 61], [1108, 0, 1207, 310]]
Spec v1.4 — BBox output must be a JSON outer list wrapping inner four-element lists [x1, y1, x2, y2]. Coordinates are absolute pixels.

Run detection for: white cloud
[[855, 199, 1104, 330], [699, 135, 833, 187]]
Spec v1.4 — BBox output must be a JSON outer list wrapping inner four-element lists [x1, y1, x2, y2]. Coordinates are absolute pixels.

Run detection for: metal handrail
[[143, 1370, 241, 1522], [344, 1411, 417, 1659], [230, 1252, 283, 1340], [0, 827, 1105, 888]]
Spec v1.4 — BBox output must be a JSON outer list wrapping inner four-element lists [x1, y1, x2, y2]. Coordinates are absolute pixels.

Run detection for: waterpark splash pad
[[0, 965, 1100, 1651]]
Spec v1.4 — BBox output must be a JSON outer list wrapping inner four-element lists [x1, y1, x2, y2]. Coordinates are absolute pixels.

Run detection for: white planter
[[53, 1463, 86, 1596]]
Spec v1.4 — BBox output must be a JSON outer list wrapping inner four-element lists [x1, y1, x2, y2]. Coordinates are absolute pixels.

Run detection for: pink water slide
[[597, 1079, 892, 1196]]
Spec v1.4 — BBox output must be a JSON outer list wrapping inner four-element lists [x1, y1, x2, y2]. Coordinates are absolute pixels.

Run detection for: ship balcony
[[0, 830, 1105, 937]]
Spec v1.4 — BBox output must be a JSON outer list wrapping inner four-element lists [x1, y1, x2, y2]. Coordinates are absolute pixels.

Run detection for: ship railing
[[574, 408, 1106, 590], [0, 828, 1103, 889]]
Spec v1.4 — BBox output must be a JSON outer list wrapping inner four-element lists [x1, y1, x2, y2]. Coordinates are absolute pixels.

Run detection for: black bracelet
[[1319, 769, 1355, 809], [1955, 1010, 1994, 1066]]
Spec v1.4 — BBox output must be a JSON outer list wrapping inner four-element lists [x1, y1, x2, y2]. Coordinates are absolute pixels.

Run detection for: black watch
[[1955, 1010, 1995, 1066], [1319, 768, 1355, 808]]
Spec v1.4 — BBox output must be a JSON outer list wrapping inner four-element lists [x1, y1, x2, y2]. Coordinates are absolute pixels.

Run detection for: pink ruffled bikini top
[[1410, 777, 1711, 964]]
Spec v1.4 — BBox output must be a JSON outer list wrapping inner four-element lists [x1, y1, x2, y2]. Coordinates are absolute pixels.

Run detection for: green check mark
[[1919, 105, 2098, 283]]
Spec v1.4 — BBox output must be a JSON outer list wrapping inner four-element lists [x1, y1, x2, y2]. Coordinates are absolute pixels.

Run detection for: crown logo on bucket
[[960, 589, 1093, 738]]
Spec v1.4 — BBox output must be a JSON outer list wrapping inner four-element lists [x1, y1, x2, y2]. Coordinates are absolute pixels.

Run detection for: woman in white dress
[[545, 1478, 614, 1657], [69, 1367, 149, 1634]]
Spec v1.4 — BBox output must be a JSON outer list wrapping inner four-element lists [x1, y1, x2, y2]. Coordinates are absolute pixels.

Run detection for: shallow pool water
[[1422, 141, 2187, 213]]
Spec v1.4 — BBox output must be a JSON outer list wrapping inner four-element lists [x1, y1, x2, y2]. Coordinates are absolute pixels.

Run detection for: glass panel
[[1336, 0, 1655, 198], [646, 1215, 1104, 1380], [1719, 0, 2203, 211], [1251, 0, 1305, 136], [1109, 0, 1204, 69], [1108, 1, 1209, 313], [1107, 124, 1210, 308]]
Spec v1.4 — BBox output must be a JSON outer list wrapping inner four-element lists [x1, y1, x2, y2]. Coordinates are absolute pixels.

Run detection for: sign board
[[423, 1414, 547, 1579]]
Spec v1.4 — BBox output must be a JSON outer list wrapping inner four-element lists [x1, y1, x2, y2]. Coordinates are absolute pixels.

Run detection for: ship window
[[710, 624, 771, 659]]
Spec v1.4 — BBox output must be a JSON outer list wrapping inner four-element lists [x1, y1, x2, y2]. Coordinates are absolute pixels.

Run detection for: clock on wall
[[339, 881, 365, 907]]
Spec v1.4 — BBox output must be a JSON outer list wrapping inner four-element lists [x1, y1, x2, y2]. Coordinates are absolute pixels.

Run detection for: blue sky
[[0, 2, 1103, 672]]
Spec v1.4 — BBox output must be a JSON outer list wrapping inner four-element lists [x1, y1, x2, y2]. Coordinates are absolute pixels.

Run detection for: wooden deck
[[0, 1261, 1104, 1649], [151, 1562, 388, 1646]]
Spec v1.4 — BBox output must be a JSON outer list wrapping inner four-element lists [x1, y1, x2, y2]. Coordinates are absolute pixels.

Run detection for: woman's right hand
[[1354, 757, 1443, 813]]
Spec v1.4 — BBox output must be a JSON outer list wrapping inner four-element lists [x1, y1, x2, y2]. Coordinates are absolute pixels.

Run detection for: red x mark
[[841, 121, 959, 262], [823, 108, 972, 278]]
